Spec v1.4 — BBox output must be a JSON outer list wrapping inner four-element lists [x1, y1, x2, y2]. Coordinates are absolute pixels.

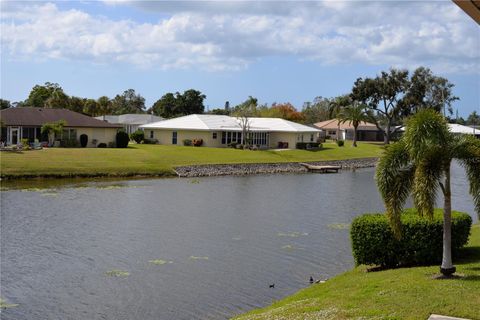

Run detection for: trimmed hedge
[[116, 131, 130, 148], [351, 208, 472, 268], [337, 140, 344, 147], [296, 142, 322, 150], [130, 130, 144, 144]]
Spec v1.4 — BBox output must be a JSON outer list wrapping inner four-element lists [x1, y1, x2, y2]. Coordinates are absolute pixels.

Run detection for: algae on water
[[105, 269, 130, 277], [327, 223, 350, 230], [277, 232, 309, 237], [0, 298, 19, 309], [149, 259, 173, 265], [189, 256, 209, 260]]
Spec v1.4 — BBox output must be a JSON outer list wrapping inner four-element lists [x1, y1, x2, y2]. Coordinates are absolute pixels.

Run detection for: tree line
[[1, 67, 477, 143]]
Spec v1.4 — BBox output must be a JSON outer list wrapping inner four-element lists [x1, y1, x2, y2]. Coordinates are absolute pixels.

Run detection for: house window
[[150, 131, 154, 139], [212, 132, 217, 139], [310, 134, 314, 142], [172, 131, 177, 144], [221, 132, 226, 144], [328, 130, 336, 136]]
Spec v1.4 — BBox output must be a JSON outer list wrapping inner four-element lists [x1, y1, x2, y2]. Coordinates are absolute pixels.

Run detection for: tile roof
[[313, 119, 378, 130], [0, 108, 122, 128], [140, 114, 320, 132]]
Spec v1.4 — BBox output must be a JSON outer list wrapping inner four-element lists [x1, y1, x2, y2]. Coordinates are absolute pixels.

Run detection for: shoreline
[[1, 157, 378, 181]]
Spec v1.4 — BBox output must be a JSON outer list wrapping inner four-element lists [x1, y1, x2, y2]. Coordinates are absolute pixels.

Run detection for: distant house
[[0, 108, 122, 147], [313, 119, 382, 141], [449, 123, 480, 138], [140, 114, 320, 149], [95, 114, 164, 134]]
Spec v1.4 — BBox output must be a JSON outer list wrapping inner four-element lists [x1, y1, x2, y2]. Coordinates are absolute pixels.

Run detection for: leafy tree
[[83, 99, 99, 116], [376, 109, 480, 276], [208, 108, 230, 115], [130, 130, 144, 144], [232, 96, 260, 146], [337, 102, 369, 147], [328, 95, 352, 140], [301, 97, 331, 124], [151, 93, 178, 118], [0, 99, 11, 109], [41, 120, 66, 146], [97, 96, 112, 116], [68, 96, 85, 113], [351, 69, 409, 144], [259, 103, 305, 122], [467, 111, 480, 126], [111, 89, 146, 115], [401, 67, 458, 116], [27, 82, 69, 108], [176, 89, 206, 115]]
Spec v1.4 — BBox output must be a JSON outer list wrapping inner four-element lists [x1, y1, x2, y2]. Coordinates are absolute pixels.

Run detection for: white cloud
[[1, 1, 478, 73]]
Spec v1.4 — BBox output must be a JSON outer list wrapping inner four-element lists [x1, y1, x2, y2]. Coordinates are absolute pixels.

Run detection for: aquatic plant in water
[[189, 256, 209, 260], [105, 269, 130, 277], [149, 259, 173, 265], [277, 232, 309, 237], [327, 223, 350, 230], [0, 298, 19, 309]]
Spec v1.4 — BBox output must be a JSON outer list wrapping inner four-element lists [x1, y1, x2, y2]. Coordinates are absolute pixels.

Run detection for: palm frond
[[375, 141, 414, 237], [454, 135, 480, 218]]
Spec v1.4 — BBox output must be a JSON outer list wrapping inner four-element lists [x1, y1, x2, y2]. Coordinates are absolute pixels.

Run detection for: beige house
[[0, 108, 122, 147], [314, 119, 382, 141], [140, 114, 320, 149]]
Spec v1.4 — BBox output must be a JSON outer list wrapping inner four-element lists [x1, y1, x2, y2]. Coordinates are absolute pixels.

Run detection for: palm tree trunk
[[353, 125, 358, 147], [440, 164, 456, 276]]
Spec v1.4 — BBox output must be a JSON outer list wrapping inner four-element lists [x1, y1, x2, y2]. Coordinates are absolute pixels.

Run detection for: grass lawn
[[233, 223, 480, 320], [0, 141, 384, 178]]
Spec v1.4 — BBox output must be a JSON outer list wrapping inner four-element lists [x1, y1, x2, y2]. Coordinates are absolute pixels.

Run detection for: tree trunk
[[440, 164, 455, 276], [383, 122, 391, 145], [353, 125, 358, 147]]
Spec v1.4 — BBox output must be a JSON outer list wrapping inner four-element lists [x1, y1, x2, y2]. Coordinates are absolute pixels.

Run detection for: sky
[[1, 0, 479, 117]]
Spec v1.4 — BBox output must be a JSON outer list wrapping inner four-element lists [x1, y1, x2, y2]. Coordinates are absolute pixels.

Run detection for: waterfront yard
[[0, 142, 383, 178], [234, 223, 480, 320]]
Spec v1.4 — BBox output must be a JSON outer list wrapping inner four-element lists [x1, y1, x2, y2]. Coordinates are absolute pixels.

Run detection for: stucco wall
[[147, 129, 223, 147], [269, 132, 317, 149], [75, 127, 118, 147]]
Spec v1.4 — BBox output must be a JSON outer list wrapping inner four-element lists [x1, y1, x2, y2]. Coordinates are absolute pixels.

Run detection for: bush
[[61, 139, 79, 148], [193, 139, 203, 147], [183, 139, 192, 146], [97, 143, 107, 148], [143, 138, 158, 144], [350, 208, 472, 268], [80, 134, 88, 148], [228, 142, 238, 148], [337, 140, 344, 147], [108, 141, 116, 148], [116, 131, 130, 148], [130, 130, 144, 144], [296, 142, 322, 150]]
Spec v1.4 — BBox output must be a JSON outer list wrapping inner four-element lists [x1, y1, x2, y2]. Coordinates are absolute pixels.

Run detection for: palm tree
[[328, 95, 350, 141], [337, 102, 369, 147], [376, 109, 480, 276]]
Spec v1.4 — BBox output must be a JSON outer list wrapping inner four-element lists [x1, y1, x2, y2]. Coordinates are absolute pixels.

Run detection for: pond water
[[0, 163, 476, 320]]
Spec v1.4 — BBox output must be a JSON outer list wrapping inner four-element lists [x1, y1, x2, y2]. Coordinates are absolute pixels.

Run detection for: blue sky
[[1, 1, 479, 117]]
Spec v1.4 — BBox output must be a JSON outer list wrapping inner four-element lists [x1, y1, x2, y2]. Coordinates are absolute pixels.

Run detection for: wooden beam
[[453, 0, 480, 24]]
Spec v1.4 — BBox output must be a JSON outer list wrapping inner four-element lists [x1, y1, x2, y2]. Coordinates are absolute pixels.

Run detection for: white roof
[[448, 123, 479, 135], [140, 114, 319, 132], [95, 114, 164, 125]]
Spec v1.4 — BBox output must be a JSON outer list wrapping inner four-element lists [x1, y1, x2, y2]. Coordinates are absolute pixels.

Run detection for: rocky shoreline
[[174, 157, 378, 177]]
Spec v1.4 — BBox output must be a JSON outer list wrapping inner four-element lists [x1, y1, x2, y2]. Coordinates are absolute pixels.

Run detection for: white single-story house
[[0, 108, 122, 147], [139, 114, 320, 149], [313, 119, 383, 141], [95, 114, 164, 134], [397, 123, 480, 139]]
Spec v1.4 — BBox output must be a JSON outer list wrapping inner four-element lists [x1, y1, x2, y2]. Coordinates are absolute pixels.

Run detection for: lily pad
[[327, 223, 350, 230], [0, 298, 19, 309], [149, 259, 173, 265], [189, 256, 209, 260], [105, 269, 130, 277]]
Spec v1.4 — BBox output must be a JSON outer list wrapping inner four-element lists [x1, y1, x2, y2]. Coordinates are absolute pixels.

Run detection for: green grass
[[233, 224, 480, 320], [0, 142, 383, 178]]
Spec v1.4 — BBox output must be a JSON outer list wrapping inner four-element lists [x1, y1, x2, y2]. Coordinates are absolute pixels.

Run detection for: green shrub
[[130, 130, 144, 144], [193, 139, 203, 147], [183, 139, 192, 146], [80, 134, 88, 148], [296, 142, 322, 150], [143, 138, 158, 144], [337, 140, 344, 147], [228, 142, 238, 148], [61, 138, 79, 148], [108, 141, 116, 148], [116, 131, 129, 148], [97, 143, 107, 148], [350, 209, 472, 268]]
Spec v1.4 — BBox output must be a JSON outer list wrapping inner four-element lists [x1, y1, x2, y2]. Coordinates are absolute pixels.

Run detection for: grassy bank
[[0, 142, 383, 179], [233, 223, 480, 320]]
